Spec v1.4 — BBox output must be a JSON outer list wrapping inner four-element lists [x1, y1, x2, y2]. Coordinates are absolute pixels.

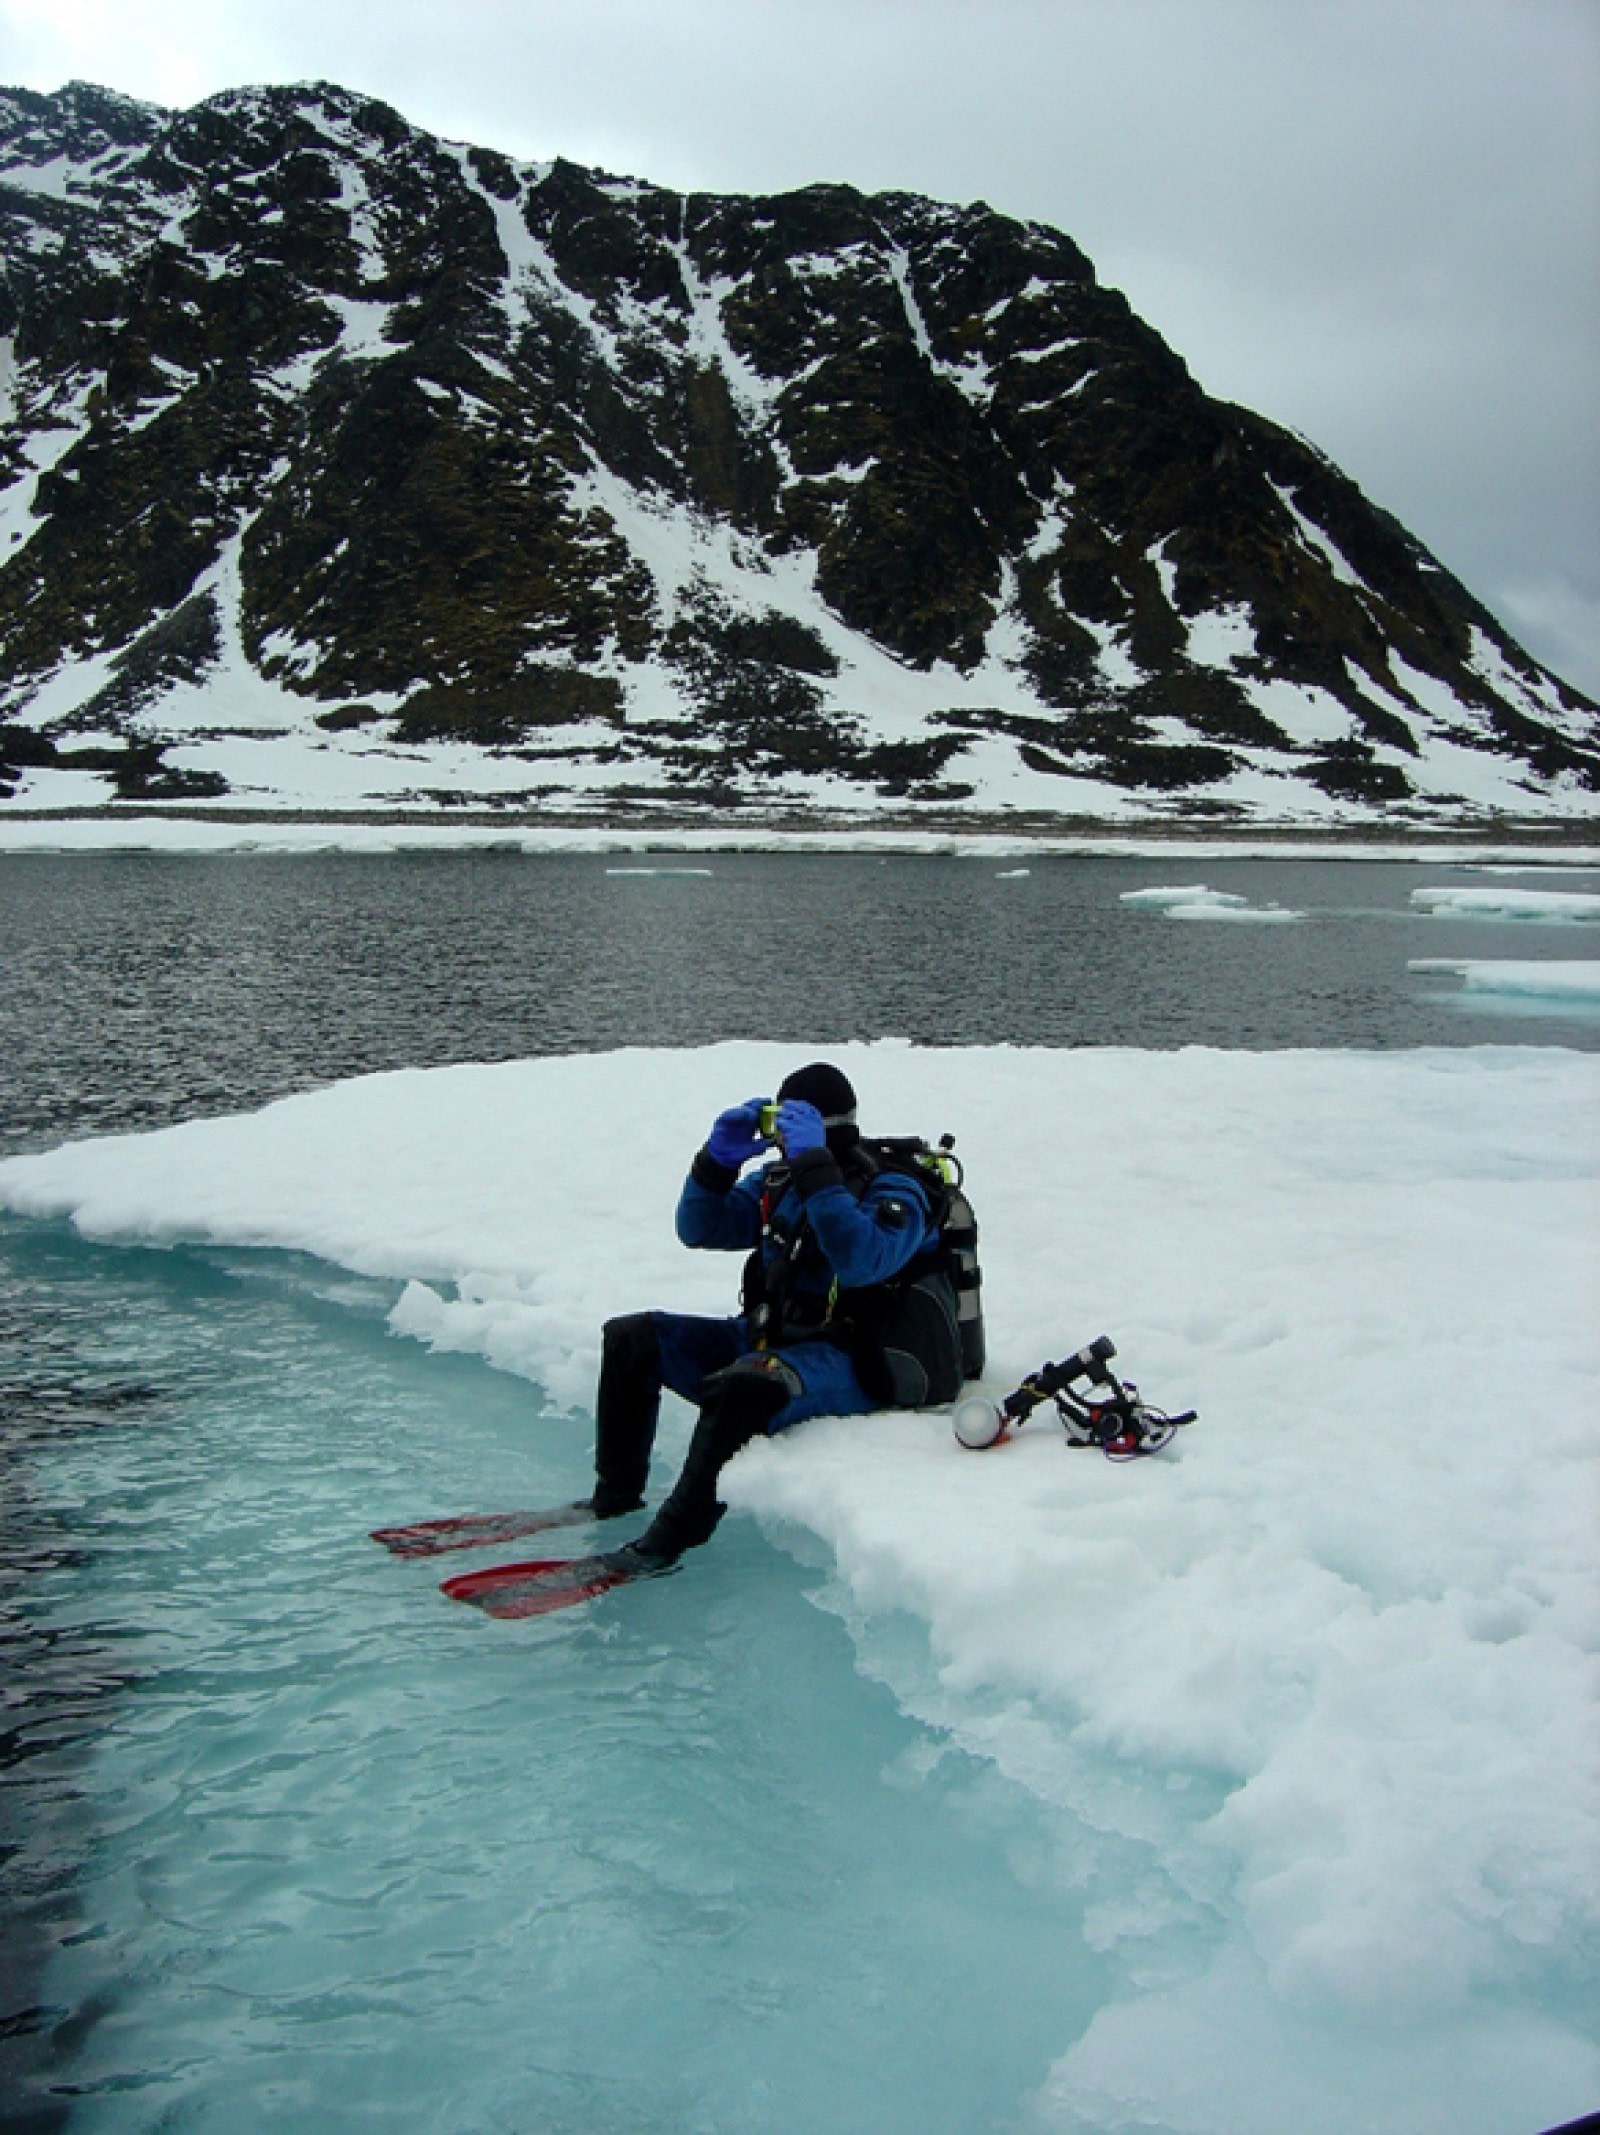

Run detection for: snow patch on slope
[[1187, 602, 1258, 671]]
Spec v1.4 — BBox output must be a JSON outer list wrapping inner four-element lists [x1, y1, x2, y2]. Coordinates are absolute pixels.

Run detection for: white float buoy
[[952, 1395, 1006, 1449]]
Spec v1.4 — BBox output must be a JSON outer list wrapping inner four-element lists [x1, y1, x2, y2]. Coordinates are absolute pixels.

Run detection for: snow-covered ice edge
[[1, 1041, 1596, 2135], [0, 814, 1598, 865]]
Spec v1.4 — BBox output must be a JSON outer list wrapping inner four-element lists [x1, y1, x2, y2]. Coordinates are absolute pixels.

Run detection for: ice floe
[[1412, 885, 1600, 922], [1410, 958, 1600, 1001], [1, 1041, 1595, 2133], [1120, 884, 1306, 922]]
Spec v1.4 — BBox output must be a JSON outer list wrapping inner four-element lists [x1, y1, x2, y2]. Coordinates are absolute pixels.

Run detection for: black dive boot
[[583, 1313, 661, 1520], [613, 1363, 790, 1570]]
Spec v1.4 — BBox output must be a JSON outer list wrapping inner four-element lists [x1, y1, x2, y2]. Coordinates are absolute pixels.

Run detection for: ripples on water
[[2, 850, 1596, 1155]]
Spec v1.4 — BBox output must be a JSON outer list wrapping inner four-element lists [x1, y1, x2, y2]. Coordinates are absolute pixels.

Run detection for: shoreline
[[1, 804, 1597, 863]]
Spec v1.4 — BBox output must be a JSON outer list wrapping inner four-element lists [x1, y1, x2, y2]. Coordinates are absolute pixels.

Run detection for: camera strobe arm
[[1000, 1334, 1119, 1424]]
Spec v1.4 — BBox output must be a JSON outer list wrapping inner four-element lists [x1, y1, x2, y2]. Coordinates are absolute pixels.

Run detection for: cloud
[[1499, 581, 1600, 701]]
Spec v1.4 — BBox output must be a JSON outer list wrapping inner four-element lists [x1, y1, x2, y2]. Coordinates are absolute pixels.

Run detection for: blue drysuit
[[586, 1132, 944, 1561], [653, 1148, 938, 1430]]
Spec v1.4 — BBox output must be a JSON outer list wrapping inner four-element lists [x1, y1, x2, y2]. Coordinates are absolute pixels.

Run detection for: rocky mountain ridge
[[0, 77, 1594, 824]]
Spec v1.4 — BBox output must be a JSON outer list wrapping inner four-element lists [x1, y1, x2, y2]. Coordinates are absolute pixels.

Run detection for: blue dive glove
[[706, 1098, 770, 1171], [776, 1098, 826, 1158]]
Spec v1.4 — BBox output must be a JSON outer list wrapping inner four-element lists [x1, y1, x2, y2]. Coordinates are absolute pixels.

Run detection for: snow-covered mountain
[[0, 78, 1594, 826]]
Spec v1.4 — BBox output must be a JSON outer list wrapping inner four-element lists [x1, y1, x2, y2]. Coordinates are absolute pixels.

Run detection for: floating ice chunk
[[1167, 902, 1306, 924], [1412, 886, 1600, 922], [604, 866, 715, 877], [1410, 958, 1600, 1000], [1465, 865, 1600, 879], [995, 867, 1030, 879], [1120, 885, 1247, 909], [1121, 885, 1305, 922]]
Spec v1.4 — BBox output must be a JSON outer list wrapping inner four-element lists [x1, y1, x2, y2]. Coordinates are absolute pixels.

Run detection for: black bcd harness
[[740, 1135, 984, 1410]]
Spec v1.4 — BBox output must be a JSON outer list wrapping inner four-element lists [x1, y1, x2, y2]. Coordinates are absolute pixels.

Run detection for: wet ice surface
[[0, 1217, 1098, 2132]]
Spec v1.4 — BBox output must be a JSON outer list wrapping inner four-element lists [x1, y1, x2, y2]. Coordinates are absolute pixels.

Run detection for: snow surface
[[1467, 623, 1590, 736], [1185, 601, 1258, 671], [1269, 480, 1369, 593], [3, 818, 1599, 863], [1412, 885, 1600, 923], [1, 1041, 1595, 2134]]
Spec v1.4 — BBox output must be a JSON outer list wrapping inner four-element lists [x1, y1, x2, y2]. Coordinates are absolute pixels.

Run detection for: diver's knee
[[601, 1311, 660, 1374], [701, 1352, 801, 1434]]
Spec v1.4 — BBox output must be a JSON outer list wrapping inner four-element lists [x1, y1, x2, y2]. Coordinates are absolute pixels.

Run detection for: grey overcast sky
[[3, 0, 1597, 696]]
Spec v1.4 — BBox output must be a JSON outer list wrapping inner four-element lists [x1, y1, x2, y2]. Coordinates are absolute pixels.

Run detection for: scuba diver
[[588, 1061, 965, 1573]]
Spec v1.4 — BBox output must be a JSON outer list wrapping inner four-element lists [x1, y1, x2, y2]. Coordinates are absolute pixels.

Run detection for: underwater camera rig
[[952, 1335, 1197, 1460]]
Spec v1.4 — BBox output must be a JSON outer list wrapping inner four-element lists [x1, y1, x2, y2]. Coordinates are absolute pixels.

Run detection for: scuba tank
[[928, 1138, 984, 1381], [863, 1133, 985, 1384]]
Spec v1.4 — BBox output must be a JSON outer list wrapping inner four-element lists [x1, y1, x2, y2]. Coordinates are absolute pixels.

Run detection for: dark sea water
[[1, 849, 1596, 1158]]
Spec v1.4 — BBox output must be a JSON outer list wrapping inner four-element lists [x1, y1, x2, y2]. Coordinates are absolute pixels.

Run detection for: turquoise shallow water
[[1, 1215, 1108, 2132]]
